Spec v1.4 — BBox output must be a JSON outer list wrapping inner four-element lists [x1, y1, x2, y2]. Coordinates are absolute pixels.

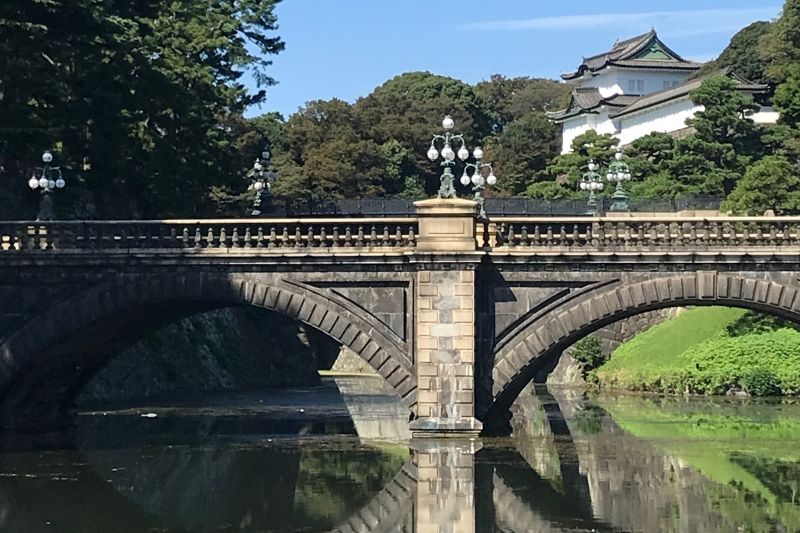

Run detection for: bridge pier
[[409, 199, 483, 437]]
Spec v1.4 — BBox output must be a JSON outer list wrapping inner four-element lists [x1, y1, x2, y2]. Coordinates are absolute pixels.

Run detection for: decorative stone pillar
[[412, 439, 481, 533], [410, 198, 483, 437]]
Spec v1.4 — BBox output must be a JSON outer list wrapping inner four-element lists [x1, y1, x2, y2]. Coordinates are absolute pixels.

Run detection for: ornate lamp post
[[579, 158, 604, 216], [427, 115, 470, 199], [246, 146, 278, 216], [606, 150, 632, 212], [459, 146, 497, 219], [27, 150, 66, 220]]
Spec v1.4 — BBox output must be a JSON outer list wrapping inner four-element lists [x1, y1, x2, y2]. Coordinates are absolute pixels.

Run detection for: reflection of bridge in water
[[0, 382, 789, 532]]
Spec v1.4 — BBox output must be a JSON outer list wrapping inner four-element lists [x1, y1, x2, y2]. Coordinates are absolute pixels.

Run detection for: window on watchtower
[[629, 79, 644, 93]]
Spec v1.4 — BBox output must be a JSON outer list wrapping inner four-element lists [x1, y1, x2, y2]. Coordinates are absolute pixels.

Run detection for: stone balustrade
[[483, 216, 800, 251], [0, 218, 419, 252]]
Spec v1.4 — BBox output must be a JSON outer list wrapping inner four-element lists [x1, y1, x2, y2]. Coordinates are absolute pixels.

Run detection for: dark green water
[[0, 378, 799, 532]]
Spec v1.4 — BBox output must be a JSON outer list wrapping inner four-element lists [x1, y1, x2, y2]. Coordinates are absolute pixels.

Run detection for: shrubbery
[[595, 310, 800, 396]]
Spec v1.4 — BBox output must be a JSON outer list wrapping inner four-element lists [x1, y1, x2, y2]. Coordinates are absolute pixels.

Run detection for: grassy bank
[[594, 307, 800, 396]]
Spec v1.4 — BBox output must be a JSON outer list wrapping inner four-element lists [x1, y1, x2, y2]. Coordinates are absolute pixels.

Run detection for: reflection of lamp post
[[459, 146, 497, 219], [246, 146, 278, 216], [27, 150, 66, 220], [579, 158, 603, 216], [427, 115, 470, 199], [606, 150, 632, 212]]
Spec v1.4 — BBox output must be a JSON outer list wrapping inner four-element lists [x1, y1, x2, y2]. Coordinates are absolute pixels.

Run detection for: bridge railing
[[482, 217, 800, 251], [0, 219, 419, 252]]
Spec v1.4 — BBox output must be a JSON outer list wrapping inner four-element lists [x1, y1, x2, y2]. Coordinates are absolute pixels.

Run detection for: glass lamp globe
[[486, 173, 497, 186], [473, 147, 484, 160], [28, 176, 39, 189], [442, 116, 455, 130], [55, 177, 65, 188], [427, 146, 439, 161], [615, 151, 623, 161], [47, 179, 55, 189], [588, 162, 597, 172], [625, 172, 632, 180], [38, 177, 48, 189], [253, 180, 265, 191], [606, 172, 614, 181], [42, 151, 53, 164], [262, 150, 270, 160], [457, 146, 469, 161], [580, 181, 587, 191], [460, 173, 471, 186], [254, 161, 263, 171], [442, 145, 455, 161]]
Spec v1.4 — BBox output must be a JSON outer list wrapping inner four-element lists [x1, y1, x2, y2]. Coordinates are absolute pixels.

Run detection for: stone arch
[[486, 272, 800, 422], [0, 273, 416, 421]]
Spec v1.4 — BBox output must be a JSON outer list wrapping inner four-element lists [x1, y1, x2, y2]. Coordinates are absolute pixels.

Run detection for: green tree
[[723, 155, 800, 215], [694, 21, 774, 83], [474, 75, 570, 131], [546, 130, 619, 187], [355, 72, 495, 196], [759, 0, 800, 82], [0, 0, 284, 218], [484, 112, 561, 195]]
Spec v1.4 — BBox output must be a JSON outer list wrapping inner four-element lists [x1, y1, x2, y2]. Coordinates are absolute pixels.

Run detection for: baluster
[[182, 227, 190, 248], [256, 227, 265, 248], [295, 226, 303, 248], [220, 227, 229, 248], [356, 226, 365, 247], [281, 226, 289, 247], [690, 223, 699, 245], [244, 227, 252, 248], [546, 225, 554, 247], [268, 227, 277, 248], [624, 225, 632, 246], [207, 227, 215, 248], [532, 225, 541, 247], [344, 226, 353, 247], [332, 226, 340, 247], [783, 223, 791, 245], [597, 223, 606, 247], [307, 227, 315, 248], [506, 224, 515, 247], [648, 223, 657, 245], [495, 223, 504, 247], [769, 225, 778, 245], [572, 225, 580, 246], [382, 226, 390, 247], [637, 224, 645, 244], [368, 225, 377, 248], [559, 225, 567, 247], [408, 227, 416, 247], [520, 226, 529, 247], [319, 226, 328, 248], [194, 227, 202, 249], [395, 226, 403, 246], [231, 227, 240, 248], [32, 224, 42, 251]]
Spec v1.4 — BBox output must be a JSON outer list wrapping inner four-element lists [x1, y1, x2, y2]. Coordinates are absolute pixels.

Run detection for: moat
[[1, 376, 799, 532]]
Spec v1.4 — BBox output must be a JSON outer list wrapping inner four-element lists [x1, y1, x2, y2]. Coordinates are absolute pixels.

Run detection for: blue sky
[[246, 0, 782, 118]]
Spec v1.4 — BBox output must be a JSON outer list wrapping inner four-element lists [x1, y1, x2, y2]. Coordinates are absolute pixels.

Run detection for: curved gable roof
[[562, 30, 702, 80]]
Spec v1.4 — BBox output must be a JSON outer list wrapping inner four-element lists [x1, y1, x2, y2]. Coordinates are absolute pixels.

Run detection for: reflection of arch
[[0, 273, 416, 420], [330, 461, 416, 533], [487, 273, 800, 420]]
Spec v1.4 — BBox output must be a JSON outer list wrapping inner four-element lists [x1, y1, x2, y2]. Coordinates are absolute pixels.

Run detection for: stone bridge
[[1, 199, 800, 434]]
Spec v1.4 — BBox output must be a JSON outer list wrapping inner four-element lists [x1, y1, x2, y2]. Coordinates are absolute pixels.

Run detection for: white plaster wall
[[561, 116, 595, 153], [615, 98, 700, 146], [752, 106, 779, 125], [579, 68, 692, 96]]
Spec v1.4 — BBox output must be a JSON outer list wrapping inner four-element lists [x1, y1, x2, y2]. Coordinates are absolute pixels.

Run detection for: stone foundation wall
[[77, 308, 337, 407], [542, 308, 682, 385]]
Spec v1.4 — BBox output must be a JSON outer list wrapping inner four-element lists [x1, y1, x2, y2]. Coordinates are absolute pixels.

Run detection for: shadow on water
[[0, 377, 799, 532]]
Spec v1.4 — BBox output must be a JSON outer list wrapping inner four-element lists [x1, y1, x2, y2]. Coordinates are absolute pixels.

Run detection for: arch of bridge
[[0, 273, 416, 413], [486, 272, 800, 420]]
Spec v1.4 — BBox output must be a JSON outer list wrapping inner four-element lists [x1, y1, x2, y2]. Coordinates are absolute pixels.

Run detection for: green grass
[[600, 307, 746, 371], [595, 307, 800, 396]]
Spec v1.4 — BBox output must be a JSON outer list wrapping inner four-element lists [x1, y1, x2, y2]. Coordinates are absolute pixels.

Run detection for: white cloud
[[457, 7, 781, 33]]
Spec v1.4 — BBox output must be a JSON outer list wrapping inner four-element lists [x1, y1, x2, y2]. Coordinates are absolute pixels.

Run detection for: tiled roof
[[609, 70, 769, 119], [562, 30, 701, 80], [548, 70, 769, 122], [546, 88, 640, 121]]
